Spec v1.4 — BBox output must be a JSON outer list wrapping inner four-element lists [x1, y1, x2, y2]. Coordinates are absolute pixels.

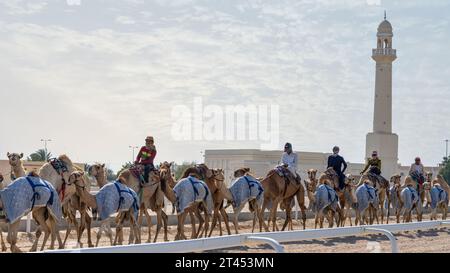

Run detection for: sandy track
[[6, 213, 450, 253]]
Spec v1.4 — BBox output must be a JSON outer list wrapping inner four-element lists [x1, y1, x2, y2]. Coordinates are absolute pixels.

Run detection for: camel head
[[425, 171, 433, 182], [7, 152, 23, 167], [363, 179, 374, 187], [390, 174, 402, 185], [306, 169, 318, 182], [159, 166, 174, 188], [422, 181, 432, 191], [404, 176, 415, 187], [234, 167, 250, 178], [148, 169, 161, 184], [160, 161, 173, 170], [89, 163, 106, 178], [212, 168, 225, 185], [344, 174, 357, 187], [0, 172, 3, 183], [305, 177, 317, 192]]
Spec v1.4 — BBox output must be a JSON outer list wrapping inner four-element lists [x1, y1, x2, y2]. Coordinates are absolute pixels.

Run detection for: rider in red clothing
[[135, 136, 157, 183]]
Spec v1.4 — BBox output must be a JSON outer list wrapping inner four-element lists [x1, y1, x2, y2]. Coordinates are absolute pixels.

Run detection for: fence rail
[[43, 220, 450, 253]]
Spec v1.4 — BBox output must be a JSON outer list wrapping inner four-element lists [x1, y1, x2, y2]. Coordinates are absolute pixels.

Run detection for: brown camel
[[66, 171, 141, 246], [1, 172, 67, 253], [7, 152, 26, 180], [304, 174, 339, 228], [215, 168, 267, 234], [159, 173, 210, 240], [340, 174, 358, 226], [260, 167, 307, 231], [62, 166, 100, 248], [182, 164, 231, 237], [386, 174, 403, 224], [357, 170, 389, 224], [117, 167, 167, 242], [424, 175, 450, 220]]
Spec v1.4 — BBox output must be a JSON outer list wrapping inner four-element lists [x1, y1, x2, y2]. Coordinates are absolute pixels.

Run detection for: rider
[[135, 136, 157, 183], [409, 157, 425, 191], [327, 146, 347, 190], [281, 142, 300, 183], [360, 151, 383, 186]]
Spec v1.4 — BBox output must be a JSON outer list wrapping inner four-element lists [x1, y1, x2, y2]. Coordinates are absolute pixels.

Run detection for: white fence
[[43, 220, 450, 253]]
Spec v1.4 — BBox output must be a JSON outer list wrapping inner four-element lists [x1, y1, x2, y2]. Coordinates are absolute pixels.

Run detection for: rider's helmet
[[284, 142, 292, 152], [146, 136, 154, 142], [333, 146, 340, 153], [415, 157, 421, 163], [372, 151, 378, 157]]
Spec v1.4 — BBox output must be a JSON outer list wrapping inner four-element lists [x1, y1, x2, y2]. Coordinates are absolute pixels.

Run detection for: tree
[[106, 167, 117, 181], [173, 161, 197, 180], [440, 157, 450, 185], [116, 161, 133, 177], [27, 149, 52, 162]]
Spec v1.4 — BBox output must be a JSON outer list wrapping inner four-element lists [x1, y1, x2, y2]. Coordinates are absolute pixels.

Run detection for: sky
[[0, 0, 449, 172]]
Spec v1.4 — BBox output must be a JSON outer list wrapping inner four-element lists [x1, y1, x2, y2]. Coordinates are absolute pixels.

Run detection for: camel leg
[[281, 203, 292, 231], [76, 210, 87, 248], [270, 199, 280, 231], [114, 213, 126, 246], [296, 189, 307, 230], [153, 209, 163, 243], [95, 222, 105, 247], [195, 206, 205, 238], [203, 206, 210, 238], [138, 207, 150, 243], [131, 213, 141, 244], [0, 226, 6, 252], [105, 221, 113, 246], [208, 208, 219, 237], [7, 221, 21, 253], [189, 212, 197, 239], [85, 213, 94, 247], [63, 215, 75, 248], [180, 213, 187, 240], [232, 205, 244, 234]]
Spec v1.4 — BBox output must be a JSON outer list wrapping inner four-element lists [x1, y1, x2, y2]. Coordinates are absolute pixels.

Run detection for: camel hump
[[58, 154, 73, 166]]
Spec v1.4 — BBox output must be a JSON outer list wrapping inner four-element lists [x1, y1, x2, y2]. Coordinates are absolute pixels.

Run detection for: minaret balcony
[[372, 48, 396, 57]]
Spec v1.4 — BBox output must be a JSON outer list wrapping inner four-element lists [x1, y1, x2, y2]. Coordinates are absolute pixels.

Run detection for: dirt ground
[[6, 211, 450, 253]]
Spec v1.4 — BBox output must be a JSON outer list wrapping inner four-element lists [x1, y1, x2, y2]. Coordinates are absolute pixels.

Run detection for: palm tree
[[27, 149, 52, 162]]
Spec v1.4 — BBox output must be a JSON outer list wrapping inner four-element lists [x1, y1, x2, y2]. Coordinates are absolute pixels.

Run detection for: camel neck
[[160, 177, 176, 203], [78, 186, 97, 209], [11, 162, 26, 178], [95, 174, 107, 188], [218, 181, 232, 201]]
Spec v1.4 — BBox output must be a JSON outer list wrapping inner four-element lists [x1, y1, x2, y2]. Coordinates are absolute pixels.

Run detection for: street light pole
[[445, 139, 449, 160], [40, 139, 52, 161], [129, 146, 139, 162]]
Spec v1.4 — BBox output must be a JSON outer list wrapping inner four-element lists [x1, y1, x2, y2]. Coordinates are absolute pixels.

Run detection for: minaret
[[365, 13, 399, 178]]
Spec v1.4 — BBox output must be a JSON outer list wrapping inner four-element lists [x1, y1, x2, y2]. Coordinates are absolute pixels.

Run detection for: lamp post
[[445, 139, 449, 160], [40, 139, 52, 161], [129, 145, 139, 162]]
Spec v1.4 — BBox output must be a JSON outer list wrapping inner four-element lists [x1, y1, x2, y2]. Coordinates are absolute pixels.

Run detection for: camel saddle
[[273, 166, 299, 197], [49, 158, 69, 176], [129, 164, 146, 185], [367, 172, 389, 189]]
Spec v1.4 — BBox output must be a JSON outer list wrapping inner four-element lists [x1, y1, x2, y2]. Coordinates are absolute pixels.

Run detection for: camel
[[387, 174, 403, 223], [354, 180, 379, 225], [423, 182, 448, 220], [181, 164, 232, 237], [405, 173, 426, 207], [38, 154, 78, 201], [340, 174, 358, 226], [117, 167, 166, 243], [7, 152, 26, 180], [0, 173, 6, 251], [89, 163, 108, 188], [305, 176, 340, 228], [423, 171, 434, 208], [424, 174, 450, 220], [0, 172, 64, 252], [357, 170, 389, 223], [399, 177, 422, 223], [214, 168, 267, 234], [260, 167, 307, 231], [66, 171, 141, 246], [160, 173, 212, 240], [62, 165, 101, 248]]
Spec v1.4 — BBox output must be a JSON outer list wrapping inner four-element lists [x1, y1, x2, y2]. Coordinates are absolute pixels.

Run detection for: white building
[[205, 17, 441, 185]]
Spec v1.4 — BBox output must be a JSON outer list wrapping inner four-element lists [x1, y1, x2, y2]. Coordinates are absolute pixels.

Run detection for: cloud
[[0, 0, 449, 171]]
